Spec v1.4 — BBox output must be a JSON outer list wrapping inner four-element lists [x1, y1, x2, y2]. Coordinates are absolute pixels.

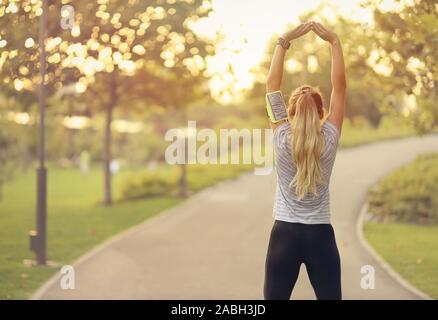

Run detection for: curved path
[[35, 134, 438, 299]]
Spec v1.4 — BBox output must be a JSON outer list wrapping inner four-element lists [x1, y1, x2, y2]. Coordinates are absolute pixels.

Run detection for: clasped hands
[[282, 21, 339, 45]]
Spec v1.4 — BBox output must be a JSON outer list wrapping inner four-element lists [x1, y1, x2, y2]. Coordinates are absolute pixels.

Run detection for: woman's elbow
[[336, 77, 347, 91], [266, 78, 280, 92], [341, 77, 347, 89]]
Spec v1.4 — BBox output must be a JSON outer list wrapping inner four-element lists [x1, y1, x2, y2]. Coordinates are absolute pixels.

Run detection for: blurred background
[[0, 0, 437, 299]]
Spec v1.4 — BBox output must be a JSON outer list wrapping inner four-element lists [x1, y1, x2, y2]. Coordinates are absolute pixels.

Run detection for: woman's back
[[273, 119, 340, 224], [264, 21, 345, 300]]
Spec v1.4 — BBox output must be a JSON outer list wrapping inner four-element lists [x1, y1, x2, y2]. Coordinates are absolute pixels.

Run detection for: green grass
[[368, 153, 438, 223], [120, 163, 254, 200], [339, 117, 416, 148], [0, 165, 182, 299], [364, 153, 438, 299], [364, 222, 438, 299]]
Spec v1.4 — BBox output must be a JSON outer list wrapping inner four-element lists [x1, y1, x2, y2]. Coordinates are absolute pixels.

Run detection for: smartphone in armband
[[265, 91, 288, 123]]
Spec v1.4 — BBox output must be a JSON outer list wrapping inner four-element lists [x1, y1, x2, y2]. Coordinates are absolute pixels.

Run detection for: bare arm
[[266, 45, 287, 93], [312, 22, 346, 134], [266, 23, 312, 129], [266, 45, 289, 130]]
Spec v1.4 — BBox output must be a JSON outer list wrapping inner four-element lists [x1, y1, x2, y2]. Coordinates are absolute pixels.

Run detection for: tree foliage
[[250, 2, 438, 130], [368, 0, 438, 132], [0, 0, 216, 205]]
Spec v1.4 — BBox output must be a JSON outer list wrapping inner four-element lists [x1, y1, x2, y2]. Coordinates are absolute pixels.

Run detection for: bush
[[368, 153, 438, 224], [119, 163, 254, 200], [339, 115, 415, 148], [187, 163, 252, 192], [120, 169, 179, 200]]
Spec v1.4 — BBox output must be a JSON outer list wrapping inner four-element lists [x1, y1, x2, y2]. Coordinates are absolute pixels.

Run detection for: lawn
[[364, 153, 438, 299], [0, 165, 181, 299], [367, 153, 438, 223], [364, 223, 438, 299]]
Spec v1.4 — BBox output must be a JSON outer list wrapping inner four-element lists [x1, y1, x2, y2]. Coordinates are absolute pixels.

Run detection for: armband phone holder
[[265, 91, 288, 123]]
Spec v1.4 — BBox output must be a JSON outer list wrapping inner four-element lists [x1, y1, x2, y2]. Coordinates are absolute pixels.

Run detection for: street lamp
[[29, 0, 47, 265]]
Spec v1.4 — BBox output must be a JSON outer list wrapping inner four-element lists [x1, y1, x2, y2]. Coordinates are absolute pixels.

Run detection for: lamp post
[[30, 0, 47, 265]]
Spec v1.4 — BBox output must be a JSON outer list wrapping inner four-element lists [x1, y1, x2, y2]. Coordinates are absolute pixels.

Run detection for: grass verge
[[364, 222, 438, 298], [364, 153, 438, 299]]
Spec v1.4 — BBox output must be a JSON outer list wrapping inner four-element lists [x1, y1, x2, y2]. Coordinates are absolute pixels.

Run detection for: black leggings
[[264, 220, 341, 300]]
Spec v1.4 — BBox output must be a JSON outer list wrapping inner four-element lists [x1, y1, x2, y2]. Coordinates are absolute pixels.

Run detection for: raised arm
[[266, 23, 311, 93], [266, 23, 312, 129], [265, 44, 287, 93], [312, 22, 346, 134]]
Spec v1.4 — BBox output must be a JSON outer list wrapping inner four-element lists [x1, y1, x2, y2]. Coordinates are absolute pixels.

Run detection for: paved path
[[36, 134, 438, 299]]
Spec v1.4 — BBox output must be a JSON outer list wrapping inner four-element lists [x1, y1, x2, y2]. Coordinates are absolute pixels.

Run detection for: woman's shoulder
[[322, 119, 340, 137], [273, 121, 290, 138], [274, 121, 289, 132], [321, 119, 340, 149], [273, 121, 290, 149]]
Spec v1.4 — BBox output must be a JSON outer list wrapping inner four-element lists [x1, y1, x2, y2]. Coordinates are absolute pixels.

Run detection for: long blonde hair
[[288, 85, 326, 200]]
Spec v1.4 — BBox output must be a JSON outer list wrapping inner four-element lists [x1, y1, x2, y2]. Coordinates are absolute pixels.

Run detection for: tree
[[367, 0, 438, 132], [0, 0, 215, 205], [0, 0, 85, 179], [0, 1, 82, 106], [67, 0, 214, 205], [0, 117, 18, 201]]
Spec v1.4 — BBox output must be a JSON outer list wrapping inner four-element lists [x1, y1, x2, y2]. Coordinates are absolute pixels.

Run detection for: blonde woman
[[264, 22, 346, 300]]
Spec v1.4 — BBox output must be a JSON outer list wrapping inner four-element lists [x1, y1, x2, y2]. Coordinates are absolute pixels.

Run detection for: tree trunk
[[103, 74, 118, 206], [179, 164, 187, 197], [103, 101, 113, 206], [178, 109, 188, 197]]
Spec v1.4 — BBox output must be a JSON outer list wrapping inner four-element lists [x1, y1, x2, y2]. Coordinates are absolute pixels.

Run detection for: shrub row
[[368, 153, 438, 224], [119, 163, 254, 200]]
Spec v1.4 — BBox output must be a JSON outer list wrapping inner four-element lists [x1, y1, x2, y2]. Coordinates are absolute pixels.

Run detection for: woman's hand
[[282, 22, 312, 42], [311, 22, 338, 44]]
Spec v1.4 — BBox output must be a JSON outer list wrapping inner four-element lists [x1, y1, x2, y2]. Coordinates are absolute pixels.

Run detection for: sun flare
[[194, 0, 391, 103]]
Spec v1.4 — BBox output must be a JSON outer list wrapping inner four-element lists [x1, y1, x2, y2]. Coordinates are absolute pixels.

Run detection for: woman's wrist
[[281, 32, 294, 42], [330, 35, 340, 46]]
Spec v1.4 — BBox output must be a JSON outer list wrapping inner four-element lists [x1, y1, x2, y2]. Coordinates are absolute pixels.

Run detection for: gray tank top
[[273, 120, 340, 224]]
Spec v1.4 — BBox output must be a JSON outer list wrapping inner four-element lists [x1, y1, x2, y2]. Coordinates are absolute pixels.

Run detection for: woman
[[264, 21, 346, 300]]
